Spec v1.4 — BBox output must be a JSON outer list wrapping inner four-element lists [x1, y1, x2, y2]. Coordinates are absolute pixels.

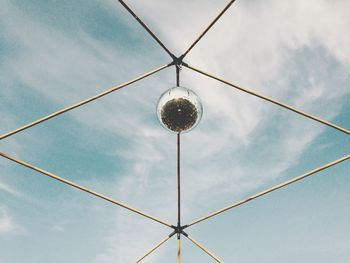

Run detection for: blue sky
[[1, 0, 350, 262]]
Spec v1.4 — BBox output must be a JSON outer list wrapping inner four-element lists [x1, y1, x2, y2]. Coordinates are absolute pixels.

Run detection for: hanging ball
[[157, 86, 203, 133]]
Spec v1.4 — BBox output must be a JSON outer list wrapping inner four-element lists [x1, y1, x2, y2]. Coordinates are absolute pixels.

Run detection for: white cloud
[[0, 0, 349, 261], [94, 1, 350, 261], [0, 181, 21, 197], [0, 206, 16, 234]]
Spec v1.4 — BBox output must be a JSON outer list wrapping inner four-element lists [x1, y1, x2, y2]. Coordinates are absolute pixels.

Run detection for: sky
[[0, 0, 350, 262]]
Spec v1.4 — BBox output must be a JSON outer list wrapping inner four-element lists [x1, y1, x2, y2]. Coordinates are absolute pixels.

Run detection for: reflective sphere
[[157, 86, 202, 133]]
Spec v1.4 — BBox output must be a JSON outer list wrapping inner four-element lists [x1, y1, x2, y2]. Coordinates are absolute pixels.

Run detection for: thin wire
[[0, 64, 170, 141], [187, 153, 350, 227], [181, 0, 238, 59], [117, 0, 175, 59], [135, 233, 175, 262], [0, 151, 173, 228], [184, 63, 350, 136], [185, 235, 222, 263]]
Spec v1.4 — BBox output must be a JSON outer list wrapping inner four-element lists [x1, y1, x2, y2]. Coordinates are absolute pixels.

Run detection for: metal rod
[[176, 63, 182, 233], [185, 235, 222, 263], [184, 64, 350, 136], [177, 133, 181, 230], [0, 64, 170, 141], [135, 233, 175, 262], [187, 153, 350, 227], [177, 238, 181, 263], [117, 0, 175, 59], [181, 0, 238, 59], [0, 151, 173, 228], [176, 65, 180, 87]]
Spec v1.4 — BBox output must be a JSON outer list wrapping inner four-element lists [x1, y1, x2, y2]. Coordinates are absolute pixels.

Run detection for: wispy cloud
[[93, 1, 350, 261], [0, 181, 21, 197], [0, 206, 16, 234], [0, 0, 349, 262]]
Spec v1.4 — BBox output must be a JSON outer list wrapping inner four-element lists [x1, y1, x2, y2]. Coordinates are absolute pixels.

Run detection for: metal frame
[[1, 0, 349, 262]]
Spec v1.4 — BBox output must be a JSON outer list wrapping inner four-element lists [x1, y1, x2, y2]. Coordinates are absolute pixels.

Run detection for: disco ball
[[157, 86, 203, 133]]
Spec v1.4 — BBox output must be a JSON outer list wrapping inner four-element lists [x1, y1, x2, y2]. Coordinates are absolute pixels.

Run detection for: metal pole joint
[[172, 224, 188, 238], [170, 55, 186, 67]]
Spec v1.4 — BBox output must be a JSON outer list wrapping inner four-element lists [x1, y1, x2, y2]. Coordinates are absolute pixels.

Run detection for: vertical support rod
[[176, 65, 180, 87], [177, 238, 181, 263], [176, 62, 182, 240], [177, 132, 181, 236]]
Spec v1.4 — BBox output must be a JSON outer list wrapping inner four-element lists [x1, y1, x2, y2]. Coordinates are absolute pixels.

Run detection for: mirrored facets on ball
[[157, 86, 203, 133]]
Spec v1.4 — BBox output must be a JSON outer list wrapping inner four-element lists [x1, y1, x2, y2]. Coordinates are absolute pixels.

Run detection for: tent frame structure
[[1, 1, 349, 262]]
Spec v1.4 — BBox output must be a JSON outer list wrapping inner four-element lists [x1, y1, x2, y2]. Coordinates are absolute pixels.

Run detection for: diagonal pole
[[117, 0, 176, 59], [181, 0, 238, 59], [186, 153, 350, 227], [184, 234, 222, 263], [0, 64, 170, 141], [184, 63, 350, 136], [0, 151, 173, 228], [135, 232, 175, 262]]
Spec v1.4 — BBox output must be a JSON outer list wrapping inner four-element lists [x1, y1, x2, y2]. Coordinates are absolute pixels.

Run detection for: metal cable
[[0, 64, 170, 141], [181, 0, 238, 58], [185, 235, 222, 262], [187, 153, 350, 227], [0, 151, 173, 228], [117, 0, 175, 59], [184, 63, 350, 136], [135, 233, 175, 262]]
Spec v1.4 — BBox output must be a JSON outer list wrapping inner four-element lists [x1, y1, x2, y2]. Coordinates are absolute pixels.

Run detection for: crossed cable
[[1, 1, 349, 262]]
